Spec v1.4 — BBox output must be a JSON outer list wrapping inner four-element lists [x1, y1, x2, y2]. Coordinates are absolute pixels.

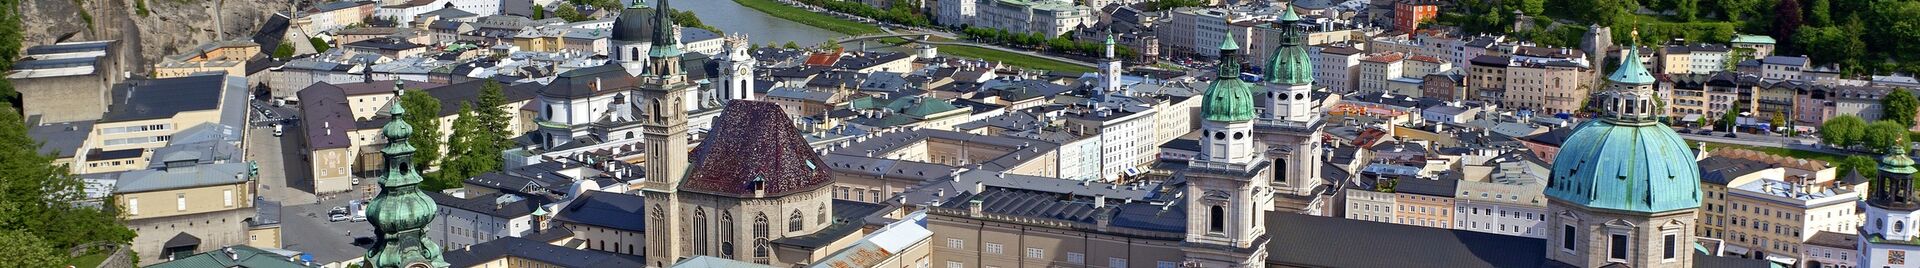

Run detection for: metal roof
[[443, 237, 648, 268], [100, 74, 240, 123], [107, 162, 250, 193], [551, 191, 648, 231], [1544, 119, 1702, 213]]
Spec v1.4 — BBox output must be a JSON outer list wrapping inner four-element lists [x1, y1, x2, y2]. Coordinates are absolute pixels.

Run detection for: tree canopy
[[398, 91, 443, 174], [1821, 115, 1866, 148], [1864, 120, 1911, 154], [0, 107, 134, 263], [1887, 89, 1918, 128]]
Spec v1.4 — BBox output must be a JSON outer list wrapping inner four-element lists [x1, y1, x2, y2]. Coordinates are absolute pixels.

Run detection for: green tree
[[1719, 104, 1741, 132], [1772, 0, 1804, 51], [533, 5, 546, 20], [309, 37, 331, 53], [441, 104, 486, 181], [1806, 0, 1831, 26], [1821, 115, 1867, 147], [0, 230, 61, 267], [555, 4, 588, 22], [274, 42, 295, 58], [1887, 89, 1919, 128], [1837, 155, 1879, 177], [1770, 112, 1787, 129], [474, 81, 514, 153], [1505, 0, 1545, 17], [1794, 25, 1865, 67], [0, 0, 21, 108], [784, 41, 801, 49], [0, 107, 134, 257], [398, 91, 443, 173], [1865, 120, 1911, 153]]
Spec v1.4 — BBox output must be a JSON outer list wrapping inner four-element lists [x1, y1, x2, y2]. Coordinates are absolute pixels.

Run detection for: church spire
[[1262, 2, 1312, 86], [1600, 29, 1658, 124], [364, 82, 446, 268], [648, 0, 681, 58]]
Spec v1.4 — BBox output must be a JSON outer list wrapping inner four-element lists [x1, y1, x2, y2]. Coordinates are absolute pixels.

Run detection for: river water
[[671, 0, 846, 46]]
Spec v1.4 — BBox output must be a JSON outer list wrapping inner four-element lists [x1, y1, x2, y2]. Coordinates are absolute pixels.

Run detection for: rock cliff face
[[19, 0, 289, 73]]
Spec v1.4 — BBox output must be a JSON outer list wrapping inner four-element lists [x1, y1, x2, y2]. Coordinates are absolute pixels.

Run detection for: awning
[[163, 232, 201, 248], [1682, 114, 1702, 122]]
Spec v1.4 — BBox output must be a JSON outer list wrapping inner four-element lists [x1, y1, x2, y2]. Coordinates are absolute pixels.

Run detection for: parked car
[[1698, 130, 1714, 136], [329, 214, 349, 222], [1677, 128, 1692, 134], [1724, 133, 1738, 138], [329, 206, 348, 215]]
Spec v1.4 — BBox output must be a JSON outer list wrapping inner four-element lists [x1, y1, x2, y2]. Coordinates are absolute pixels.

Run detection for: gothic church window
[[693, 209, 708, 255], [789, 210, 804, 232]]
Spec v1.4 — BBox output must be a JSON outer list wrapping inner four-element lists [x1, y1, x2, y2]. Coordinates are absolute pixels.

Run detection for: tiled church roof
[[681, 100, 833, 198]]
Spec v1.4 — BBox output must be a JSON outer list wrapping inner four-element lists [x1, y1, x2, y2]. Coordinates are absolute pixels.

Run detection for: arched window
[[626, 132, 635, 140], [1209, 205, 1225, 233], [629, 47, 640, 61], [693, 208, 708, 255], [754, 238, 771, 263], [720, 211, 735, 258], [1273, 158, 1288, 183], [789, 210, 804, 232], [817, 205, 827, 225], [754, 213, 769, 238]]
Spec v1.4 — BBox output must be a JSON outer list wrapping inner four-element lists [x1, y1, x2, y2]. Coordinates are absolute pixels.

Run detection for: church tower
[[1253, 3, 1323, 201], [609, 1, 656, 76], [1542, 33, 1701, 268], [1860, 146, 1920, 268], [1182, 34, 1272, 267], [715, 33, 756, 102], [1098, 32, 1122, 96], [638, 0, 694, 265], [363, 83, 447, 268]]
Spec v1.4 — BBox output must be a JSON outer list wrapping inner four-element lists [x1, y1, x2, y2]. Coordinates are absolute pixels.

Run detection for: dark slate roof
[[540, 64, 643, 99], [681, 100, 833, 198], [1108, 201, 1185, 233], [299, 82, 356, 149], [27, 121, 93, 158], [102, 74, 231, 122], [427, 191, 549, 219], [1696, 156, 1772, 186], [1264, 211, 1546, 267], [1522, 127, 1575, 147], [342, 38, 424, 51], [937, 187, 1108, 224], [552, 191, 647, 231], [422, 78, 540, 116], [444, 237, 648, 268], [164, 232, 202, 248], [252, 14, 291, 57], [1840, 171, 1869, 186], [1394, 177, 1458, 197], [773, 200, 887, 249]]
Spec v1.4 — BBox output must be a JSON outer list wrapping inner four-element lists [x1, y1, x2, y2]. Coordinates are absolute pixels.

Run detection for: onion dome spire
[[363, 80, 445, 268], [1202, 33, 1255, 122]]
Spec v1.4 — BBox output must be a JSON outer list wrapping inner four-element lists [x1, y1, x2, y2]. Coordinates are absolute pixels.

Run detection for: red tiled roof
[[804, 48, 845, 67], [680, 100, 833, 198]]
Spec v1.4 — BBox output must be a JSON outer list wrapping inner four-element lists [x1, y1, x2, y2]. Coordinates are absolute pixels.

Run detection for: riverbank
[[730, 0, 881, 35], [730, 0, 1096, 73], [939, 45, 1096, 73]]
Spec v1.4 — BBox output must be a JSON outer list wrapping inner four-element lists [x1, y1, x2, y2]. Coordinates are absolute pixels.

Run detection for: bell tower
[[1252, 3, 1323, 200], [715, 33, 756, 102], [639, 0, 693, 265], [1182, 34, 1272, 267]]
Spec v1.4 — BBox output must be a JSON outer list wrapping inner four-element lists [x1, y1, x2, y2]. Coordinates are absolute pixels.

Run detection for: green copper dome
[[1608, 46, 1656, 85], [1279, 2, 1301, 22], [365, 81, 444, 268], [1883, 147, 1917, 174], [1544, 119, 1702, 213], [1204, 34, 1256, 122], [1262, 3, 1311, 85]]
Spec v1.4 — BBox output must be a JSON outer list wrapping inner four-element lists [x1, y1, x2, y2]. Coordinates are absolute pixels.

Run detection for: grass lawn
[[730, 0, 883, 35], [937, 45, 1096, 73], [1689, 140, 1852, 164], [66, 252, 109, 268]]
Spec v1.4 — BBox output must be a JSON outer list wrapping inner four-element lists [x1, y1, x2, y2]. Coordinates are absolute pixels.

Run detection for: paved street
[[280, 199, 377, 265], [247, 103, 318, 205]]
